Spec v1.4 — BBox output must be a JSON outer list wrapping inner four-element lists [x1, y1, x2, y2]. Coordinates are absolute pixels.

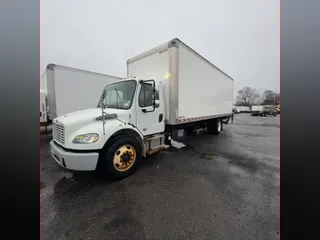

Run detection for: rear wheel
[[100, 136, 142, 179], [207, 119, 223, 135]]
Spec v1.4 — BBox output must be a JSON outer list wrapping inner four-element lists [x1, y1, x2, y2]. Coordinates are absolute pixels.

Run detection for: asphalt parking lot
[[40, 114, 280, 240]]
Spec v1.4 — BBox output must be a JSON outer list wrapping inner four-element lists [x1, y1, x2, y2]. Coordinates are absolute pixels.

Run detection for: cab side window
[[139, 83, 153, 107]]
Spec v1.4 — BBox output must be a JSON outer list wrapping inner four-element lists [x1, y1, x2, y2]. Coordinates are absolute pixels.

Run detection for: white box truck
[[49, 38, 234, 179], [251, 105, 267, 116], [40, 64, 122, 127], [239, 106, 250, 113]]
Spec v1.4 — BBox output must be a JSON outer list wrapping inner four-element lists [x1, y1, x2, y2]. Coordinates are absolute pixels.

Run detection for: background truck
[[238, 106, 250, 113], [40, 64, 122, 129], [264, 105, 277, 116], [49, 38, 234, 179], [233, 106, 240, 114], [251, 105, 267, 116]]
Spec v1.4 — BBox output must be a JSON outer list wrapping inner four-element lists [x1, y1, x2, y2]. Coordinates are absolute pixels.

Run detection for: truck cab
[[50, 78, 167, 179]]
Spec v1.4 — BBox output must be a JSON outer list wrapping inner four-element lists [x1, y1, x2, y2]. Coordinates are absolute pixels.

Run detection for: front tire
[[100, 136, 142, 179]]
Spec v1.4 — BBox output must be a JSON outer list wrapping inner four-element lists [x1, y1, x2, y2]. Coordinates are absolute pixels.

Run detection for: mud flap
[[222, 114, 233, 125]]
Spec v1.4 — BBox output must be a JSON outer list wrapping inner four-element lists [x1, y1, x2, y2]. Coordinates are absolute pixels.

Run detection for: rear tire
[[100, 136, 142, 180], [207, 119, 223, 135]]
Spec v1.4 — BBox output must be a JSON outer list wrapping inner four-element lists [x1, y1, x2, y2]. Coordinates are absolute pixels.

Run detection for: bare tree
[[261, 90, 279, 105], [236, 87, 260, 106]]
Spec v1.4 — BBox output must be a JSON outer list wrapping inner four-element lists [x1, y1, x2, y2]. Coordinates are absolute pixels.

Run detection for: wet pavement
[[40, 114, 280, 240]]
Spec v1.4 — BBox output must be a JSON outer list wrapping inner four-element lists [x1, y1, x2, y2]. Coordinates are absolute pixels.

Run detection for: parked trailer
[[40, 64, 122, 127], [251, 105, 268, 116], [49, 38, 234, 179], [238, 106, 250, 113]]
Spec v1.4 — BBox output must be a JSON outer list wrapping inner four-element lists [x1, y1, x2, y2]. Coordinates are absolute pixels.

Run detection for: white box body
[[43, 64, 122, 120], [239, 106, 250, 112], [251, 105, 265, 111], [127, 38, 234, 125]]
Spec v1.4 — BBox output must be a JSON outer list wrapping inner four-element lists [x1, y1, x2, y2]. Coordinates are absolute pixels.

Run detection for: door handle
[[159, 114, 163, 123]]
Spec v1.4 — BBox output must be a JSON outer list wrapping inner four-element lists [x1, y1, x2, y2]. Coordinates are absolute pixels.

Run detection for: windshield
[[98, 80, 137, 110]]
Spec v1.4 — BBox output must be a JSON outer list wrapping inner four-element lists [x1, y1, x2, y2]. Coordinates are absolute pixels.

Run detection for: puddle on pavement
[[224, 160, 251, 177], [200, 153, 218, 160], [53, 171, 107, 196], [199, 151, 259, 174], [235, 132, 267, 138]]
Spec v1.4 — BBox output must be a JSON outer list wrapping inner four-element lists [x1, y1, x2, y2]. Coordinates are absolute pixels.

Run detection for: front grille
[[52, 123, 65, 144]]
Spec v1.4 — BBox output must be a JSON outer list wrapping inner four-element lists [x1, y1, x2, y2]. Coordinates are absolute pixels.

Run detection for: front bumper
[[50, 140, 99, 171]]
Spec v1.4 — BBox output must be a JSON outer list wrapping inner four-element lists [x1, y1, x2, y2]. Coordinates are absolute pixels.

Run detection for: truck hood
[[53, 108, 130, 127]]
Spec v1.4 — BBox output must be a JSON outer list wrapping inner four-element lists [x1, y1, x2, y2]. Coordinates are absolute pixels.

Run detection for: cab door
[[136, 81, 165, 136]]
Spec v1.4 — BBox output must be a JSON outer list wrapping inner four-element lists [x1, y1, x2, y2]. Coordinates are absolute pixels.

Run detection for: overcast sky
[[41, 0, 279, 96]]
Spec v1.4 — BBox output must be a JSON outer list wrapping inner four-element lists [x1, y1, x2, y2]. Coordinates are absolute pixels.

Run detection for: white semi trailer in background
[[251, 105, 267, 116], [238, 106, 250, 113], [40, 64, 122, 128], [50, 38, 234, 179]]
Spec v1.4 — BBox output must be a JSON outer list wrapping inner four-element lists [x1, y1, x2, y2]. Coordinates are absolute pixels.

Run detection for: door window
[[139, 83, 154, 107]]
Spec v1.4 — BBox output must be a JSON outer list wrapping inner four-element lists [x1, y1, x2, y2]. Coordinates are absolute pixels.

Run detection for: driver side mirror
[[154, 100, 160, 108]]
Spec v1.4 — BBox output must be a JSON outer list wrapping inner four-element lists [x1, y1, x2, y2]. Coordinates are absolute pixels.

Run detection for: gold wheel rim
[[113, 144, 136, 172]]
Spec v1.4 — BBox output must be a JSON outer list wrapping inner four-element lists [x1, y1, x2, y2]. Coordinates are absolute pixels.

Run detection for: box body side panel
[[53, 67, 121, 117], [178, 44, 233, 120]]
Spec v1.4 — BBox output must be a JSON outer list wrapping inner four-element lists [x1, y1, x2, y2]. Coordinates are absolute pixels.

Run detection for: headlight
[[72, 133, 99, 144]]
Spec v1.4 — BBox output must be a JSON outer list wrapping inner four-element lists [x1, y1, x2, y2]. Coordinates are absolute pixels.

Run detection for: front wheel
[[100, 136, 142, 179]]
